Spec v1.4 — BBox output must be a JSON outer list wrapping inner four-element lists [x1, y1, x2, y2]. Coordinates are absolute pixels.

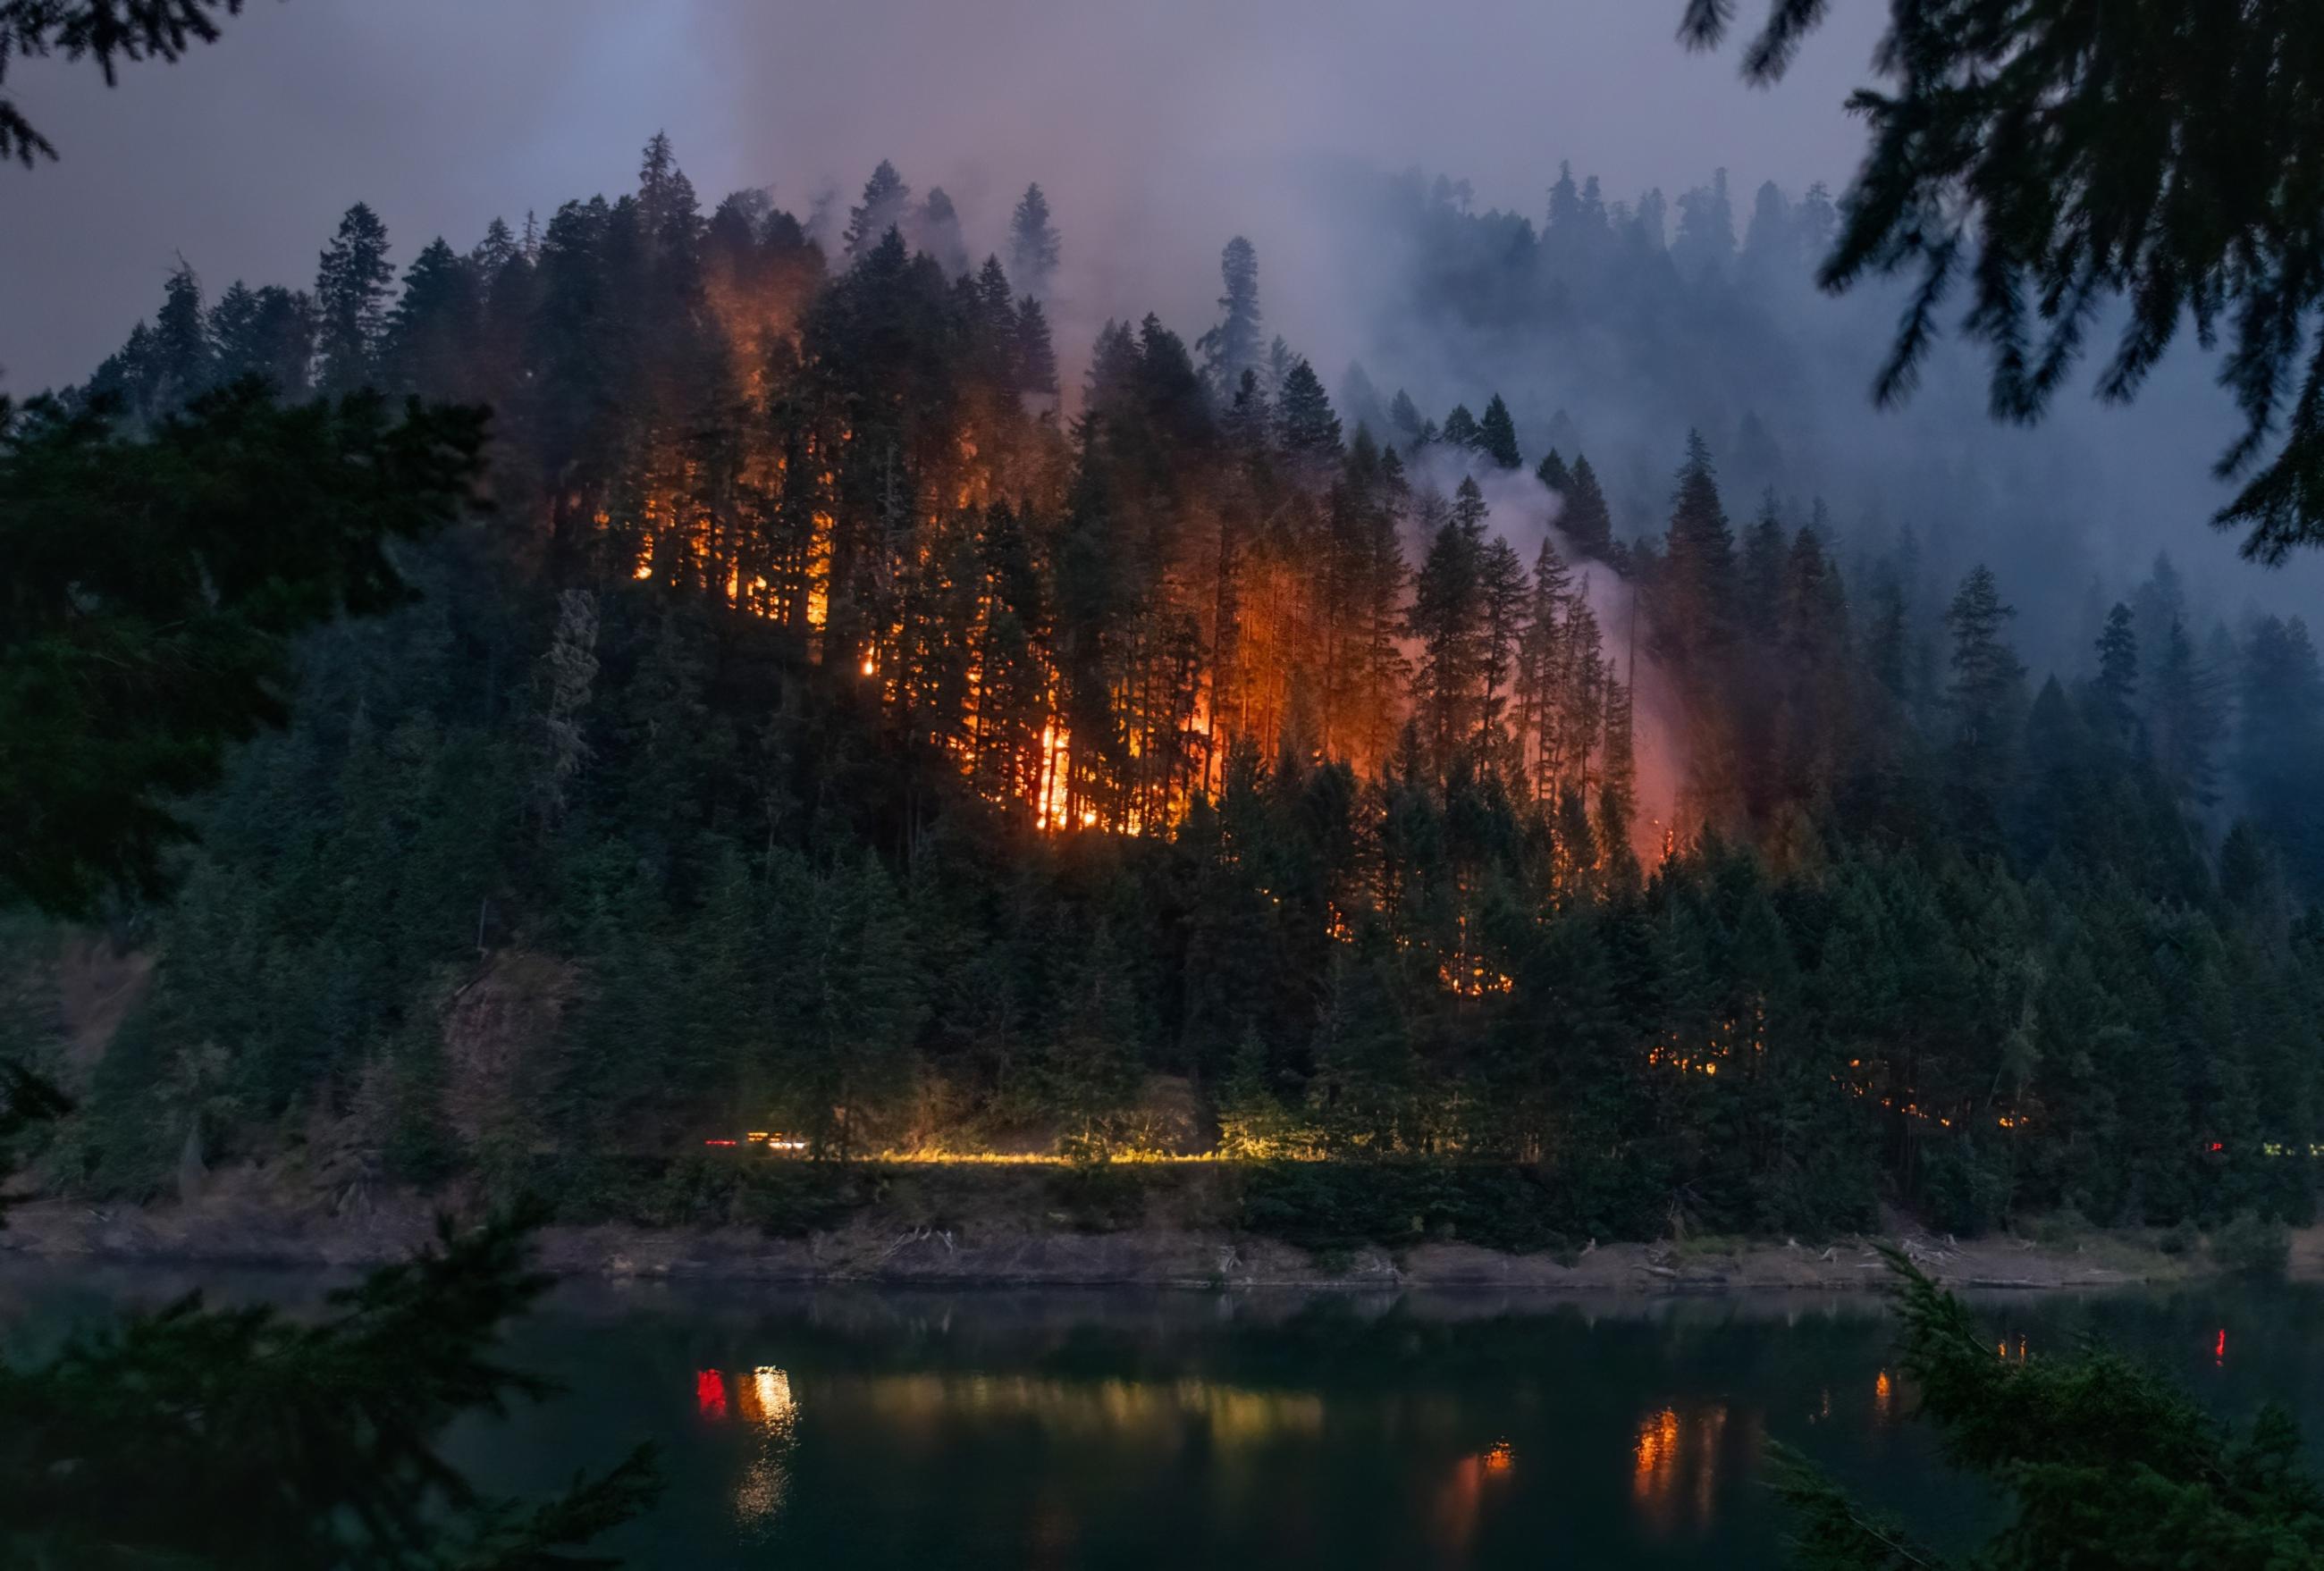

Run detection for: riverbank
[[4, 1161, 2295, 1292]]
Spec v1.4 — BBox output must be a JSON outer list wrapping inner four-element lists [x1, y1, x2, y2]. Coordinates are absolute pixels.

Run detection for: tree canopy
[[0, 381, 485, 916], [1682, 0, 2324, 563], [0, 0, 245, 165], [1774, 1254, 2324, 1568]]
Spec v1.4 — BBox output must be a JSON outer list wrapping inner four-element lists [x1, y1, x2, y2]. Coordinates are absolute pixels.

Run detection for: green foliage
[[1237, 1161, 1577, 1256], [2210, 1210, 2293, 1278], [0, 1207, 657, 1567], [0, 0, 245, 166], [1771, 1253, 2324, 1568], [26, 138, 2324, 1256], [0, 381, 486, 916], [1684, 0, 2324, 563], [1044, 1158, 1158, 1232]]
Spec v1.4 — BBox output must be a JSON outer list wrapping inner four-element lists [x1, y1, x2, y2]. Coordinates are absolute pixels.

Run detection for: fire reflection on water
[[696, 1366, 801, 1533], [1630, 1403, 1737, 1534], [682, 1365, 1898, 1550]]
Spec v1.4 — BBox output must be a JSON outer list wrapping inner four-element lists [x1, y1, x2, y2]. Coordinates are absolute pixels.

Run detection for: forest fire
[[55, 116, 2323, 1315]]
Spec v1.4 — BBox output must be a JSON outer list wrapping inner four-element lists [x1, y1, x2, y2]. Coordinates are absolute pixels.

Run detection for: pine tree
[[1440, 403, 1481, 452], [1014, 294, 1059, 397], [1545, 160, 1583, 238], [1042, 921, 1145, 1152], [2095, 602, 2140, 745], [1476, 393, 1521, 469], [1739, 179, 1794, 275], [1687, 0, 2324, 559], [313, 202, 395, 396], [844, 159, 912, 259], [1196, 237, 1263, 405], [0, 382, 486, 915], [1771, 1258, 2324, 1569], [1672, 169, 1737, 279], [2238, 617, 2324, 897], [1944, 565, 2028, 837], [150, 259, 212, 407], [1408, 480, 1490, 774], [1739, 490, 1788, 640], [471, 215, 519, 278], [915, 187, 969, 279], [207, 283, 313, 399], [1336, 361, 1385, 436], [636, 130, 703, 267], [1537, 448, 1570, 493], [1560, 453, 1614, 559], [2151, 616, 2226, 813], [1276, 357, 1342, 463], [1478, 533, 1528, 753], [1387, 388, 1426, 448], [1514, 535, 1572, 801], [1656, 431, 1737, 665], [380, 237, 481, 400], [1006, 182, 1060, 297]]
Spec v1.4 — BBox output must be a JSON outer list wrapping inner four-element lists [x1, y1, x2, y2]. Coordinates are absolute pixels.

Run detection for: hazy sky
[[0, 0, 1885, 392], [4, 0, 2313, 613]]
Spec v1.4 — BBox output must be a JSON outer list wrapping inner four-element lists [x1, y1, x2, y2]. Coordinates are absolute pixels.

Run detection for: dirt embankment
[[0, 1164, 2272, 1294]]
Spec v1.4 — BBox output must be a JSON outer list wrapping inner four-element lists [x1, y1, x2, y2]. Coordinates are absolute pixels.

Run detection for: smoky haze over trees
[[3, 124, 2316, 1255]]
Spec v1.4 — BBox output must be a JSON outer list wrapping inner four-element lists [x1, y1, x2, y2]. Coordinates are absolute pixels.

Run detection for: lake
[[4, 1265, 2318, 1567]]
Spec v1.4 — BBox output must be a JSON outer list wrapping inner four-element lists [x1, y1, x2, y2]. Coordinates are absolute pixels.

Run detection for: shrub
[[1235, 1161, 1572, 1255], [2157, 1219, 2201, 1257], [2209, 1211, 2291, 1278], [1043, 1160, 1156, 1232]]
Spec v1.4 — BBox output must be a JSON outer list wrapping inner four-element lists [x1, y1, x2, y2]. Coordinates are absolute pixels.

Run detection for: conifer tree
[[0, 0, 250, 166], [1478, 533, 1528, 752], [149, 258, 212, 408], [1739, 178, 1794, 275], [843, 159, 911, 259], [1944, 564, 2028, 836], [1006, 181, 1060, 297], [915, 186, 969, 279], [1515, 534, 1573, 800], [2238, 616, 2324, 896], [1408, 480, 1491, 775], [0, 381, 485, 915], [1537, 448, 1570, 493], [1685, 0, 2324, 559], [1196, 237, 1263, 405], [1276, 357, 1342, 463], [1387, 388, 1427, 448], [1545, 160, 1583, 238], [380, 237, 481, 400], [1440, 402, 1482, 452], [1672, 169, 1737, 278], [207, 282, 313, 399], [2094, 601, 2140, 745], [1739, 490, 1788, 640], [313, 202, 395, 396], [1336, 361, 1386, 436], [1772, 1257, 2324, 1569], [1559, 452, 1615, 559], [471, 214, 519, 278], [1656, 431, 1737, 664], [1013, 294, 1059, 398], [1476, 393, 1521, 469], [2151, 616, 2226, 813]]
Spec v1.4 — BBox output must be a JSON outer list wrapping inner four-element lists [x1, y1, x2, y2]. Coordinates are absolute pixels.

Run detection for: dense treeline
[[17, 138, 2324, 1242]]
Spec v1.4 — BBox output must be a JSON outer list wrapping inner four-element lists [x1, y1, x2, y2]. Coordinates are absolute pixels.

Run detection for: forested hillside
[[15, 138, 2324, 1244]]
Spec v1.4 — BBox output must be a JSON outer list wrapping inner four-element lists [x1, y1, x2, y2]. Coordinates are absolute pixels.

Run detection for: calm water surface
[[6, 1265, 2320, 1568]]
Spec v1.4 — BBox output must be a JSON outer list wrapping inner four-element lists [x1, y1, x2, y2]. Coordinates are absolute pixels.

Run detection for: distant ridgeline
[[22, 138, 2324, 1243]]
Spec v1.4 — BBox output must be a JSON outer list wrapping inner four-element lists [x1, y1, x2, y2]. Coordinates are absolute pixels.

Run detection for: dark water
[[6, 1265, 2320, 1568]]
